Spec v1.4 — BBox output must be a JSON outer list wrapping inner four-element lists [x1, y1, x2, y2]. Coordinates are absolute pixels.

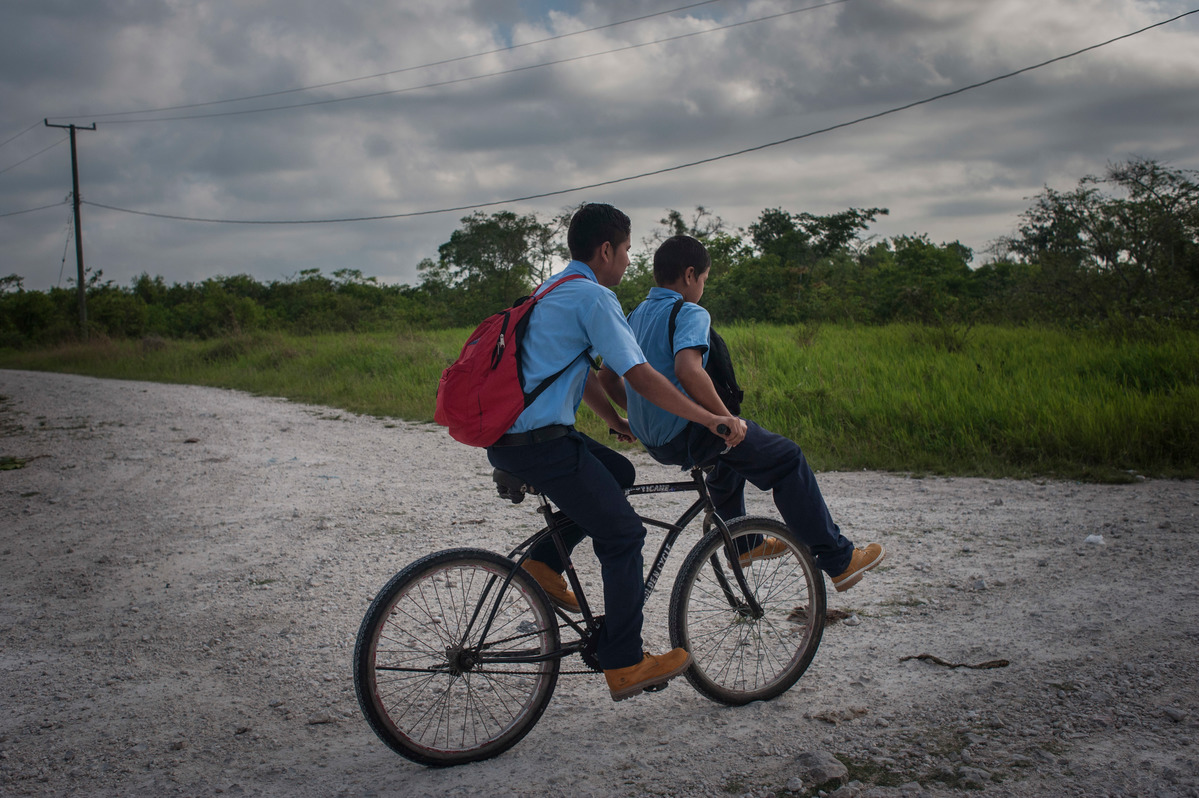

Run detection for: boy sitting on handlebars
[[600, 234, 885, 592]]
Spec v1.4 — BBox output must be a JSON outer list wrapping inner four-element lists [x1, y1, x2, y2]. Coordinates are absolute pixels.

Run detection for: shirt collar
[[647, 286, 683, 301], [558, 260, 598, 284]]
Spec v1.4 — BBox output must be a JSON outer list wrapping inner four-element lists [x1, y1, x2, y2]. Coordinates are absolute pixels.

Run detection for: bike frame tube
[[687, 468, 765, 617], [476, 467, 764, 665], [637, 493, 707, 600]]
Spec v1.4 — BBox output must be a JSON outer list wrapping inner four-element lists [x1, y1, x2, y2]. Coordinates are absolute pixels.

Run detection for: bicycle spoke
[[355, 550, 560, 764], [460, 674, 485, 750], [670, 521, 825, 705]]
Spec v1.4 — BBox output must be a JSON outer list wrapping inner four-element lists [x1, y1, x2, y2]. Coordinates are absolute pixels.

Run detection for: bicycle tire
[[353, 548, 560, 766], [668, 517, 826, 705]]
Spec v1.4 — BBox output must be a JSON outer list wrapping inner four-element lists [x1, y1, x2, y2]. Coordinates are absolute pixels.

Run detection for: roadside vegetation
[[2, 159, 1196, 481], [2, 323, 1194, 482]]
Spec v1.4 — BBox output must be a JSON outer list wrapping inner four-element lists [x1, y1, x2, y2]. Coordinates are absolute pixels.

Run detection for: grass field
[[2, 323, 1195, 482]]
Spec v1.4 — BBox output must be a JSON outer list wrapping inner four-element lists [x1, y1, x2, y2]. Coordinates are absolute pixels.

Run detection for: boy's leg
[[526, 438, 635, 572], [711, 421, 854, 577], [704, 461, 747, 522], [488, 433, 646, 670], [707, 460, 777, 556]]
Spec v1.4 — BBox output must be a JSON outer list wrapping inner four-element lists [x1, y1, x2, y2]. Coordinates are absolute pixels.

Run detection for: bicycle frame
[[355, 463, 828, 766], [463, 467, 763, 670]]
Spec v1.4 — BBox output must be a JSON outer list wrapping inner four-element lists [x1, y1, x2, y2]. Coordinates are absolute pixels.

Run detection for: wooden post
[[44, 120, 96, 341]]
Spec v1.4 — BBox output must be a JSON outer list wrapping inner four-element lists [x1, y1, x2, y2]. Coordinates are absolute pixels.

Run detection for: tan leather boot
[[830, 543, 886, 592], [738, 536, 790, 566], [604, 648, 692, 701], [520, 560, 581, 613]]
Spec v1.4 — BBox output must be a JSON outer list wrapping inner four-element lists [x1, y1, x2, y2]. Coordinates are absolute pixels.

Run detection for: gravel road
[[1, 369, 1197, 798]]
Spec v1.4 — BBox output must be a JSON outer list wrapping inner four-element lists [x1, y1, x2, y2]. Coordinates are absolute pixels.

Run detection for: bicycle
[[353, 463, 827, 767]]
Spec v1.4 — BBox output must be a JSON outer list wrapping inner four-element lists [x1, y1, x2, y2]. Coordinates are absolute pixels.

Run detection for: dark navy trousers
[[487, 431, 644, 670], [646, 420, 854, 577]]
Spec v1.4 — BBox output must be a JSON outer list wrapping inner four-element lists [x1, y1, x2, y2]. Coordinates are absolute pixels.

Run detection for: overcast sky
[[1, 0, 1196, 292]]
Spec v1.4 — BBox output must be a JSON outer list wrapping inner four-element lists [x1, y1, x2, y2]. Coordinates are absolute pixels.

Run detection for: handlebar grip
[[716, 423, 730, 436]]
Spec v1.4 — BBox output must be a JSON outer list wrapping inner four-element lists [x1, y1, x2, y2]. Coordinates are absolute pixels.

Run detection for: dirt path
[[1, 369, 1197, 797]]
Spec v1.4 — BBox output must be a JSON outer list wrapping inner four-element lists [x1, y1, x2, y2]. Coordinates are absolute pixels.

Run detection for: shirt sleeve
[[581, 289, 647, 376], [672, 303, 711, 357]]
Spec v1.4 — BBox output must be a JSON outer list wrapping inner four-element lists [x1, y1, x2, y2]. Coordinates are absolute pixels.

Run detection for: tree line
[[2, 158, 1196, 348]]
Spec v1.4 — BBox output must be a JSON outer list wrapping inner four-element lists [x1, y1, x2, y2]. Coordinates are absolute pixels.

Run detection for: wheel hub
[[734, 602, 764, 622], [446, 646, 477, 675]]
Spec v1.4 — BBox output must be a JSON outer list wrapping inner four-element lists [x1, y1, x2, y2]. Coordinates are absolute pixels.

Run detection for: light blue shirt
[[509, 261, 647, 433], [626, 287, 711, 447]]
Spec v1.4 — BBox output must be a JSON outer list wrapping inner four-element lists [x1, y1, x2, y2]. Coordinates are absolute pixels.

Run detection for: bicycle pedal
[[643, 682, 670, 693]]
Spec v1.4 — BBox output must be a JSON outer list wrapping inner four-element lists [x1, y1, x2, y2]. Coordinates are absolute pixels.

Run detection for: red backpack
[[434, 274, 590, 447]]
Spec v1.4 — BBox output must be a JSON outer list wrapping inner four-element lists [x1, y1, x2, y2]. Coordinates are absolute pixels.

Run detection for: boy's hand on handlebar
[[711, 416, 746, 448]]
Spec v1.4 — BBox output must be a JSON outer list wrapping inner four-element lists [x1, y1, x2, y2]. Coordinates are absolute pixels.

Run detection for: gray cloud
[[1, 0, 1196, 291]]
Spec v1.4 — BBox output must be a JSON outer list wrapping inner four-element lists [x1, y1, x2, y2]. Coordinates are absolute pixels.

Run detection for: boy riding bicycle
[[485, 206, 744, 701]]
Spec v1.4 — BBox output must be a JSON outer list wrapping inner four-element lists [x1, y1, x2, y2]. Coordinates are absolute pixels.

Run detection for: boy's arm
[[596, 365, 628, 411], [622, 363, 746, 446], [582, 370, 634, 441], [674, 347, 733, 416]]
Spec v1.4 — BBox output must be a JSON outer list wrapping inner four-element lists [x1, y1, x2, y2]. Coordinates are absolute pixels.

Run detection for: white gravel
[[2, 369, 1198, 798]]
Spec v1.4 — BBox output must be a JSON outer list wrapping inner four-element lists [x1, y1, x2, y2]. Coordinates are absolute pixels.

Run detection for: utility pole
[[44, 119, 96, 341]]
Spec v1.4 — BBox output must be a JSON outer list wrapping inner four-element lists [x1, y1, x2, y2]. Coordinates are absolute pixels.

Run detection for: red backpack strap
[[518, 273, 597, 406], [532, 273, 588, 300]]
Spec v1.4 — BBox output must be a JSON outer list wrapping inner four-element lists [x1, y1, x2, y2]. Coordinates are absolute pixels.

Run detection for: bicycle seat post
[[534, 492, 555, 525]]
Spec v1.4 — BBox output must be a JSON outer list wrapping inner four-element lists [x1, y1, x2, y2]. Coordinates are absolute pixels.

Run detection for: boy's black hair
[[653, 234, 711, 286], [567, 203, 632, 262]]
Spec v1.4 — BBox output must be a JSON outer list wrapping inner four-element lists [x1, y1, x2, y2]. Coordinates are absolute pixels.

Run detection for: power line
[[66, 0, 734, 121], [78, 8, 1199, 227], [0, 200, 70, 219], [10, 1, 747, 151], [63, 0, 850, 124], [0, 136, 68, 175], [0, 121, 43, 152]]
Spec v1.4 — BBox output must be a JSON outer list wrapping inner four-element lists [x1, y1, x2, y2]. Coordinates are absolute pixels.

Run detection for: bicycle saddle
[[492, 469, 536, 504]]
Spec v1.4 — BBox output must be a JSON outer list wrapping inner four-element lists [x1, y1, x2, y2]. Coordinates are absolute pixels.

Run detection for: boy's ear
[[684, 266, 697, 284], [599, 240, 620, 267]]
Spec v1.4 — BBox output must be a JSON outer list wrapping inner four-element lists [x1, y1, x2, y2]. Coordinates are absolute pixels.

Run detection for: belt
[[492, 424, 574, 447]]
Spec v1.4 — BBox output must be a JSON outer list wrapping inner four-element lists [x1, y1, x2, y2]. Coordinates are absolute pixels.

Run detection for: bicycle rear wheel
[[669, 517, 825, 705], [354, 548, 560, 766]]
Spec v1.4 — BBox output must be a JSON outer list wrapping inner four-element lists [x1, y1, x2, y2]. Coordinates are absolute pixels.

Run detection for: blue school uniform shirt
[[626, 287, 711, 447], [508, 261, 647, 434]]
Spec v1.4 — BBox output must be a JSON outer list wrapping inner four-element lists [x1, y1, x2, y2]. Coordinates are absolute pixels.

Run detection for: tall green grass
[[730, 324, 1197, 480], [2, 324, 1195, 481], [0, 330, 463, 422]]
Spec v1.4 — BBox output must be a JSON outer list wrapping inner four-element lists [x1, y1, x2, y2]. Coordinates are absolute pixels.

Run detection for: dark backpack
[[667, 298, 743, 415], [434, 275, 590, 447]]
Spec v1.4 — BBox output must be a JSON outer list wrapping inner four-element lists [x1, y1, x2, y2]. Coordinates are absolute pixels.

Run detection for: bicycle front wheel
[[669, 517, 825, 705], [353, 548, 560, 766]]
